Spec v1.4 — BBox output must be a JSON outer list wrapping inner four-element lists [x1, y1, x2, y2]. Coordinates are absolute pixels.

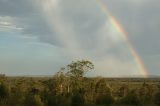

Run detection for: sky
[[0, 0, 160, 77]]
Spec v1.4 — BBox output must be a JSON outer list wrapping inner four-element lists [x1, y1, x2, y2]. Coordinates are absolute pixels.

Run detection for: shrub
[[0, 83, 9, 99], [23, 94, 43, 106], [119, 91, 140, 106], [96, 94, 114, 106], [71, 92, 84, 106], [154, 91, 160, 106]]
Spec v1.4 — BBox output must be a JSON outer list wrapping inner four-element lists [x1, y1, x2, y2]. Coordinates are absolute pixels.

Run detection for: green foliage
[[41, 91, 57, 106], [7, 87, 25, 106], [154, 91, 160, 106], [139, 84, 153, 105], [119, 90, 140, 105], [67, 60, 94, 78], [71, 92, 85, 106], [41, 88, 71, 106], [67, 60, 94, 92], [0, 60, 160, 106], [96, 94, 114, 106], [23, 94, 43, 106], [0, 83, 9, 99]]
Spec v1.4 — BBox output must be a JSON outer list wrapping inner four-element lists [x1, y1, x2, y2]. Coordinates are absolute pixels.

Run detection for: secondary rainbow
[[96, 0, 148, 77]]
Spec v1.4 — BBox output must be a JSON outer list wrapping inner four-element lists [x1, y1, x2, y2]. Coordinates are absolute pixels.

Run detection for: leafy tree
[[67, 60, 94, 78], [67, 60, 94, 91], [54, 69, 69, 95]]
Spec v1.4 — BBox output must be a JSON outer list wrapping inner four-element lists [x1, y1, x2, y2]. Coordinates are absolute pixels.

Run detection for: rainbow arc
[[96, 0, 148, 77]]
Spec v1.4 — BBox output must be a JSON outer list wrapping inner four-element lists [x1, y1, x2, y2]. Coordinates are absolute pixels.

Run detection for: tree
[[67, 60, 94, 92], [67, 60, 94, 78], [54, 68, 71, 95]]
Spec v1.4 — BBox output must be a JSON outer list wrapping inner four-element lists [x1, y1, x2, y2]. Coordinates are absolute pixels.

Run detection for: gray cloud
[[104, 0, 160, 56], [0, 0, 61, 46], [1, 0, 159, 54], [0, 0, 37, 17], [0, 0, 160, 76], [58, 0, 106, 50]]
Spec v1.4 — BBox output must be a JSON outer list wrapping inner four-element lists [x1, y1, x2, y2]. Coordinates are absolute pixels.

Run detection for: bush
[[71, 92, 85, 106], [154, 91, 160, 106], [0, 83, 9, 99], [23, 94, 43, 106], [7, 87, 25, 106], [96, 94, 114, 106], [119, 91, 140, 106]]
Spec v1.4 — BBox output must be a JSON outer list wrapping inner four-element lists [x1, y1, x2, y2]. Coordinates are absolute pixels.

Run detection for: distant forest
[[0, 60, 160, 106]]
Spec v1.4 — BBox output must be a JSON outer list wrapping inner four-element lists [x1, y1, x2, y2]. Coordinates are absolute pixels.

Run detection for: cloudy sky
[[0, 0, 160, 77]]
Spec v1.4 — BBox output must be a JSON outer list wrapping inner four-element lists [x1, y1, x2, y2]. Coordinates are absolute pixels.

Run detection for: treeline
[[0, 60, 160, 106]]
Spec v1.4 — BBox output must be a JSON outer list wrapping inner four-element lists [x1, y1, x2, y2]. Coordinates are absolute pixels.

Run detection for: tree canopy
[[67, 60, 94, 78]]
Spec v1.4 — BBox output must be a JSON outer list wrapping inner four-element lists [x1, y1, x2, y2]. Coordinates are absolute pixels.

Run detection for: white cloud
[[0, 16, 23, 32]]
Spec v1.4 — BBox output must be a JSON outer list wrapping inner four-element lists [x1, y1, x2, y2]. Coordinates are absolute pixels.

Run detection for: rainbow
[[96, 0, 148, 77]]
